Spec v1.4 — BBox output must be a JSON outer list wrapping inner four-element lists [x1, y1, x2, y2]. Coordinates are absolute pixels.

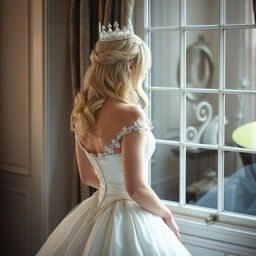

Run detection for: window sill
[[174, 214, 256, 256]]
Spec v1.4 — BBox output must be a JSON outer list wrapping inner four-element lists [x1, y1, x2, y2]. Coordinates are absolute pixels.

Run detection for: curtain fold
[[69, 0, 135, 208], [253, 0, 256, 23]]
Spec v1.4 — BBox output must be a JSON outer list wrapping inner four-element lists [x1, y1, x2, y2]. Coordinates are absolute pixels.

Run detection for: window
[[139, 0, 256, 228]]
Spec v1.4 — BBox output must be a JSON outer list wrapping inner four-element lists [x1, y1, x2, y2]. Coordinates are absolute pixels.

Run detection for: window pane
[[226, 28, 256, 90], [186, 147, 218, 209], [225, 94, 256, 148], [224, 151, 256, 216], [186, 30, 219, 89], [151, 144, 179, 202], [151, 91, 180, 141], [186, 0, 219, 25], [150, 0, 179, 27], [186, 93, 218, 145], [226, 0, 255, 24], [151, 31, 180, 87]]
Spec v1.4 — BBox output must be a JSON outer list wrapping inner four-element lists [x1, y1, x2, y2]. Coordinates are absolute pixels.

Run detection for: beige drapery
[[69, 0, 135, 208], [253, 0, 256, 23]]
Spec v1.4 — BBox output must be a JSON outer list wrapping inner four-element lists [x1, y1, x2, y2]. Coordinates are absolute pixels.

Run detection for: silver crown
[[99, 20, 135, 41]]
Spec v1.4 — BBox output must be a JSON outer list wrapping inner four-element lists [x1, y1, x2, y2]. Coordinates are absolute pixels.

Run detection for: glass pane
[[186, 93, 218, 145], [226, 0, 255, 24], [225, 28, 256, 90], [151, 91, 180, 141], [186, 0, 219, 25], [224, 151, 256, 216], [186, 30, 219, 89], [151, 31, 180, 87], [225, 94, 256, 148], [151, 144, 179, 202], [186, 147, 218, 209], [150, 0, 180, 27]]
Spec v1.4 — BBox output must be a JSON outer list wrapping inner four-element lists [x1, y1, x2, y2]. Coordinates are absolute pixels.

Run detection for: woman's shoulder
[[113, 102, 147, 125], [99, 99, 149, 133]]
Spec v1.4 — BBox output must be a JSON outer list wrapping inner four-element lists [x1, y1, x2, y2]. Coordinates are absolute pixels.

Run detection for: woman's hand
[[162, 212, 181, 241]]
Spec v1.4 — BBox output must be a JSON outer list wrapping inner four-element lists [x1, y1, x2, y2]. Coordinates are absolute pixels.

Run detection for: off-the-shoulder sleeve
[[104, 117, 151, 154]]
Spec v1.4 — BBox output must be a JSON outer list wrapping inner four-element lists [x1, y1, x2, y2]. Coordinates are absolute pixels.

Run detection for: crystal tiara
[[99, 20, 135, 41]]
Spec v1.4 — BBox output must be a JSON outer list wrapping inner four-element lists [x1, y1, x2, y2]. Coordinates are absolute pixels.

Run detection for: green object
[[232, 121, 256, 149]]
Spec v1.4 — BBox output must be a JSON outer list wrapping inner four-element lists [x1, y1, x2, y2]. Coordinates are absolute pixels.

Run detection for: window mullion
[[144, 0, 152, 186], [145, 24, 255, 32], [217, 0, 226, 214], [179, 0, 186, 206]]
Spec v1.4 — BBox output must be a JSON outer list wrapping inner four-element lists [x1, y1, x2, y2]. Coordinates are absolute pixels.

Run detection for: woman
[[36, 21, 191, 256]]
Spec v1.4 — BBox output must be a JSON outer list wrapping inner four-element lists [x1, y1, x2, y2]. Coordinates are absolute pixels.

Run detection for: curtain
[[69, 0, 135, 208], [253, 0, 256, 23]]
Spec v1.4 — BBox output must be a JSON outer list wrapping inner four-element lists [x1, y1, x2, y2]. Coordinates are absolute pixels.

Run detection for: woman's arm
[[75, 139, 100, 189], [121, 108, 181, 240]]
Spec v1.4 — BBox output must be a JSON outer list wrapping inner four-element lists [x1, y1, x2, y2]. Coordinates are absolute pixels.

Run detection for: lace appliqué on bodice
[[74, 117, 153, 157], [104, 118, 150, 154]]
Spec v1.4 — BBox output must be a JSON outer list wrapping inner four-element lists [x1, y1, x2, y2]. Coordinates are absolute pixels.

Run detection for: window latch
[[205, 213, 218, 224]]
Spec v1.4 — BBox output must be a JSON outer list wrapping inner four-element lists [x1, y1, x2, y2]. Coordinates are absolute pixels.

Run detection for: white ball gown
[[36, 117, 192, 256]]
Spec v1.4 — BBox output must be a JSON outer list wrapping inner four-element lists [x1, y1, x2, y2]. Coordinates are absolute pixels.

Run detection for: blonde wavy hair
[[70, 34, 152, 137]]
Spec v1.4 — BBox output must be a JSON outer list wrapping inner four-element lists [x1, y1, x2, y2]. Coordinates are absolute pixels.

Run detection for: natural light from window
[[142, 0, 256, 228]]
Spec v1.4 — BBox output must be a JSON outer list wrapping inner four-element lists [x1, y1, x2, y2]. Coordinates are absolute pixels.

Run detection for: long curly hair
[[70, 35, 151, 137]]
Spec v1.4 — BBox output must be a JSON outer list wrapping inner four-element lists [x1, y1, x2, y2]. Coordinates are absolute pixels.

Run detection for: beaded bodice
[[104, 118, 150, 154]]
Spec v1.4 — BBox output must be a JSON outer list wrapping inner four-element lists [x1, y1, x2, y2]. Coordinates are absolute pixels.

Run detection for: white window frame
[[135, 0, 256, 229]]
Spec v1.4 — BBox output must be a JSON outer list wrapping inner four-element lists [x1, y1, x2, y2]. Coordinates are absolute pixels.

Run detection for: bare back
[[75, 99, 145, 156]]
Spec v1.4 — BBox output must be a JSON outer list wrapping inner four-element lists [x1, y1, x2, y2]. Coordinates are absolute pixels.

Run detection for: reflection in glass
[[226, 0, 255, 24], [186, 43, 212, 90], [186, 0, 219, 25], [186, 94, 219, 146], [225, 94, 256, 147], [151, 144, 179, 202], [186, 148, 218, 209], [151, 31, 180, 87], [186, 30, 219, 92], [186, 150, 256, 216], [151, 91, 180, 141], [224, 151, 256, 216], [151, 0, 179, 27], [225, 29, 256, 90]]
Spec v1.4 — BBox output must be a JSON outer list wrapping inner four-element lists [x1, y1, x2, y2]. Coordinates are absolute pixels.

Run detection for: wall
[[0, 0, 44, 255], [0, 0, 74, 255]]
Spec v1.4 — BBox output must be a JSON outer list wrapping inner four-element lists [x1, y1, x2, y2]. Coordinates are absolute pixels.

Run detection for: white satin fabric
[[36, 122, 191, 256]]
